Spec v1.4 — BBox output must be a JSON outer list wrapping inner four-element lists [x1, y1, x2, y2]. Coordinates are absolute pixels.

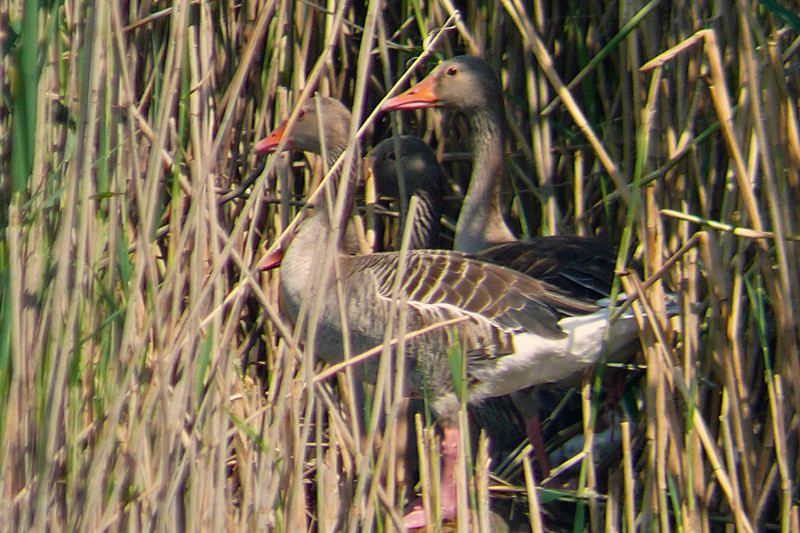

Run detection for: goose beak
[[257, 248, 284, 271], [255, 120, 291, 154], [382, 75, 439, 111], [363, 155, 377, 196], [364, 154, 376, 184]]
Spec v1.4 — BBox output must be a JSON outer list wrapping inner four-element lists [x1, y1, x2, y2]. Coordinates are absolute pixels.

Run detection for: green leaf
[[446, 329, 465, 402], [758, 0, 800, 33], [10, 0, 39, 193], [196, 330, 213, 405]]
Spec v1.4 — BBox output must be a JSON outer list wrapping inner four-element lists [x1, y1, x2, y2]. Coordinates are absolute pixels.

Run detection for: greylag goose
[[381, 56, 624, 309], [383, 55, 640, 478], [256, 96, 643, 529], [382, 55, 516, 254]]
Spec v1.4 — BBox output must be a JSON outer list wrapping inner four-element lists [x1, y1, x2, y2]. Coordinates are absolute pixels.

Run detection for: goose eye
[[297, 109, 306, 119], [446, 66, 458, 77], [387, 150, 396, 160]]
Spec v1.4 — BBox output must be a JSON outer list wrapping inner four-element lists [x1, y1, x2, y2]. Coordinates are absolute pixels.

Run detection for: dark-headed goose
[[367, 135, 446, 251], [256, 96, 643, 529]]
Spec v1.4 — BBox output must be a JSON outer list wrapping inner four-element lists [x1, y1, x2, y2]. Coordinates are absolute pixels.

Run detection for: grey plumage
[[258, 95, 635, 419], [364, 126, 634, 474]]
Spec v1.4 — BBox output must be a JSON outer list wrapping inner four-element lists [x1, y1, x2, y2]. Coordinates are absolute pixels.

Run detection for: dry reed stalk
[[579, 380, 599, 532], [501, 0, 632, 206], [522, 453, 544, 533], [2, 0, 798, 531], [621, 418, 636, 532]]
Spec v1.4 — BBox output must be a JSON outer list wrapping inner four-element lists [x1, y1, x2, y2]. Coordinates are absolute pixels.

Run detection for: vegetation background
[[2, 0, 800, 531]]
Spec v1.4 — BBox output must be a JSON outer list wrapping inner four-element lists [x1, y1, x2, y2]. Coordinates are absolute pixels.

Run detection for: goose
[[381, 56, 622, 260], [382, 55, 516, 254], [382, 55, 641, 478], [368, 130, 620, 303], [256, 96, 644, 529]]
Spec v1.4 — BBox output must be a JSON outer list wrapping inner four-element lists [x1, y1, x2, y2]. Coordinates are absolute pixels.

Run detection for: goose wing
[[472, 237, 625, 301], [345, 250, 599, 340]]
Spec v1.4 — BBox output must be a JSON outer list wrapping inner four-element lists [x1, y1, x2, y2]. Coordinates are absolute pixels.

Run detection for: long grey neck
[[281, 143, 357, 312], [454, 107, 516, 254], [318, 146, 359, 238]]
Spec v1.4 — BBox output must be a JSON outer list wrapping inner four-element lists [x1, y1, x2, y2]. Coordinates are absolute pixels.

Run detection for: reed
[[1, 0, 798, 531]]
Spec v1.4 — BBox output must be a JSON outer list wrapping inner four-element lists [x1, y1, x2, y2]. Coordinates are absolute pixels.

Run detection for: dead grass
[[1, 0, 799, 531]]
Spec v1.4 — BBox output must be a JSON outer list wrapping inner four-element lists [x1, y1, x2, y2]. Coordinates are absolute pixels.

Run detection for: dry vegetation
[[2, 0, 800, 531]]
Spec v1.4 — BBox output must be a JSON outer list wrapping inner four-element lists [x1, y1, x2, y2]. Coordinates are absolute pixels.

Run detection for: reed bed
[[1, 0, 799, 531]]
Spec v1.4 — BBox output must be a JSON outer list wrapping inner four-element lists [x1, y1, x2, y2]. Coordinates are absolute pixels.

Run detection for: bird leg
[[512, 388, 552, 482], [604, 368, 628, 410], [402, 426, 460, 529], [524, 414, 552, 482]]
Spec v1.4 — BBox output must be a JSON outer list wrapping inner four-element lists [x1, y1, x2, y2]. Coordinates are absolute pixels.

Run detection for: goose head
[[382, 55, 503, 115], [366, 135, 443, 199], [255, 96, 351, 156]]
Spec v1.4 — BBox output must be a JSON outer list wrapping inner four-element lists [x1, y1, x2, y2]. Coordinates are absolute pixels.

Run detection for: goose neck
[[312, 143, 360, 232], [282, 142, 358, 297], [454, 108, 515, 253], [401, 186, 445, 250]]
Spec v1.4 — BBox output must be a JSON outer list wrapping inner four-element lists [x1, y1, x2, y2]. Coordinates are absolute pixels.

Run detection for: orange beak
[[254, 119, 290, 155], [257, 249, 284, 271], [382, 75, 440, 111]]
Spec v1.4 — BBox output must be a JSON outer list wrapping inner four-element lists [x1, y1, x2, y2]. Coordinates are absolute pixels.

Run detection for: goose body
[[280, 221, 620, 422], [368, 136, 546, 471], [383, 55, 636, 360]]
